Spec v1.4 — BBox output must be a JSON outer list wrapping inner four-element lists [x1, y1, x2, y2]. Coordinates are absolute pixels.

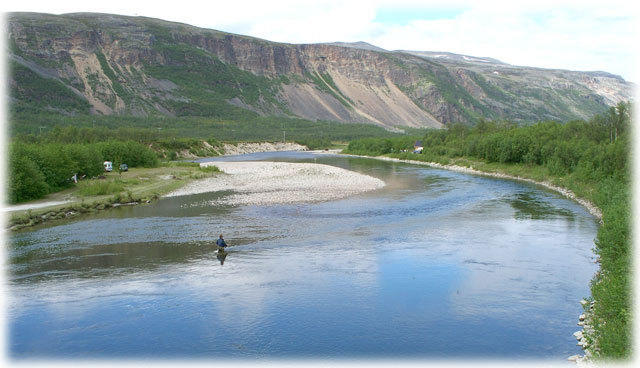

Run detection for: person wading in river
[[216, 234, 227, 251]]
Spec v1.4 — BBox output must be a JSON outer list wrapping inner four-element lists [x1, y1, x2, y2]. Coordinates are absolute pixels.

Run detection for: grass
[[76, 178, 126, 196], [198, 165, 220, 173], [8, 163, 221, 230], [352, 148, 630, 360]]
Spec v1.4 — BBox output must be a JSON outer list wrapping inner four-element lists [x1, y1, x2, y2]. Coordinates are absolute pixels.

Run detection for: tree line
[[346, 102, 630, 182], [10, 112, 405, 144], [345, 101, 632, 359], [8, 140, 159, 203]]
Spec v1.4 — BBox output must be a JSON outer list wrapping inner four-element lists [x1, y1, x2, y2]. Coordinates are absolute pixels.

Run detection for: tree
[[8, 148, 49, 203], [606, 101, 631, 142]]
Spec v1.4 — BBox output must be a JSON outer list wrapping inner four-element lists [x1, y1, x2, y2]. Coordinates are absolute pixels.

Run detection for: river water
[[7, 151, 598, 360]]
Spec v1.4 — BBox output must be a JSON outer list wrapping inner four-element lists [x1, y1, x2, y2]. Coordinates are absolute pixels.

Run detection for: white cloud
[[367, 2, 637, 80], [3, 0, 637, 81]]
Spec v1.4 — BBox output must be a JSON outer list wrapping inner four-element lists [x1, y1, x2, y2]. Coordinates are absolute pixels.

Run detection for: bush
[[63, 144, 104, 178], [345, 136, 420, 155], [8, 147, 49, 202], [96, 140, 159, 168], [345, 103, 633, 359], [7, 140, 159, 203]]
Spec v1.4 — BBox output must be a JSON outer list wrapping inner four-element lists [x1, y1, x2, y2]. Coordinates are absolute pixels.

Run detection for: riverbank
[[10, 148, 593, 358], [5, 163, 220, 231], [5, 141, 311, 230], [165, 161, 385, 205], [220, 141, 307, 156], [342, 151, 607, 363], [351, 155, 603, 221]]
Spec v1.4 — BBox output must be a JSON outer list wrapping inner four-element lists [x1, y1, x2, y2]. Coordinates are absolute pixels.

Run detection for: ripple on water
[[8, 152, 598, 359]]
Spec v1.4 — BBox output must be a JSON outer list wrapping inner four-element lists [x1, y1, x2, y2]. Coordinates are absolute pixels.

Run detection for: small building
[[413, 140, 424, 153], [104, 161, 113, 172]]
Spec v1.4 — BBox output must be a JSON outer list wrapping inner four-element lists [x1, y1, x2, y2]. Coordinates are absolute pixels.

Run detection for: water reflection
[[8, 151, 598, 359], [216, 248, 228, 265], [507, 192, 575, 220], [11, 241, 220, 282]]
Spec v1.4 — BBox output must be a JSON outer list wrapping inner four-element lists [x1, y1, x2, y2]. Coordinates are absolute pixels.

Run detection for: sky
[[0, 1, 638, 364], [3, 0, 637, 82]]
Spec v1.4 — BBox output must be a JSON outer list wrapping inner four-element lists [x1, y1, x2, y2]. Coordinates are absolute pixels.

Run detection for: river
[[7, 151, 598, 359]]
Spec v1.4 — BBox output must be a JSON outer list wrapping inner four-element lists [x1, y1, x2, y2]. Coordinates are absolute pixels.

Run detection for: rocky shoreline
[[5, 142, 310, 229], [220, 142, 308, 156], [568, 299, 598, 365], [7, 149, 603, 361], [164, 161, 385, 205], [344, 153, 603, 364], [355, 155, 603, 222]]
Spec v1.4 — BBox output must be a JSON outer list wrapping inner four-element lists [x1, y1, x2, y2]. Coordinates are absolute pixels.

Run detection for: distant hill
[[399, 50, 507, 65], [325, 41, 389, 53], [7, 12, 634, 129]]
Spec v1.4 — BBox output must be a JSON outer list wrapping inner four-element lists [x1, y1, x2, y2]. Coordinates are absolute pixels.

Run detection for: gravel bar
[[164, 161, 385, 205]]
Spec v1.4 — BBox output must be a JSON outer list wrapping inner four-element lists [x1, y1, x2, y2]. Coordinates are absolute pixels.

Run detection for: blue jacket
[[216, 238, 227, 247]]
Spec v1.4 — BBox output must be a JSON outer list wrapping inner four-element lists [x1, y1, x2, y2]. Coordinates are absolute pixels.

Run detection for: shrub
[[7, 139, 159, 203], [8, 148, 49, 202]]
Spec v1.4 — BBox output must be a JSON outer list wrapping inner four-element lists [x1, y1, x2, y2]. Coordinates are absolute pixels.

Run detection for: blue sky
[[3, 0, 637, 82]]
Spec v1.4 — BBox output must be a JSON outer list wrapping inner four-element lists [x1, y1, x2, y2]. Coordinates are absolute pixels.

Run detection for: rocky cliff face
[[7, 12, 634, 128]]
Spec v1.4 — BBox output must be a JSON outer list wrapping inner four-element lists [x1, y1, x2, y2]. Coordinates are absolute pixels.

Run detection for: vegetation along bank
[[6, 95, 632, 361], [5, 118, 381, 229], [344, 102, 632, 361]]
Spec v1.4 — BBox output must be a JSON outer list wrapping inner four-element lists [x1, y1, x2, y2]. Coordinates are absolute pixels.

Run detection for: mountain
[[7, 12, 634, 129], [325, 41, 389, 53], [400, 50, 507, 65]]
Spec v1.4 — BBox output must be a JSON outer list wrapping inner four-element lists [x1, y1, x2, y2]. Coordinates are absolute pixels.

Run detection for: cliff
[[7, 12, 634, 128]]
